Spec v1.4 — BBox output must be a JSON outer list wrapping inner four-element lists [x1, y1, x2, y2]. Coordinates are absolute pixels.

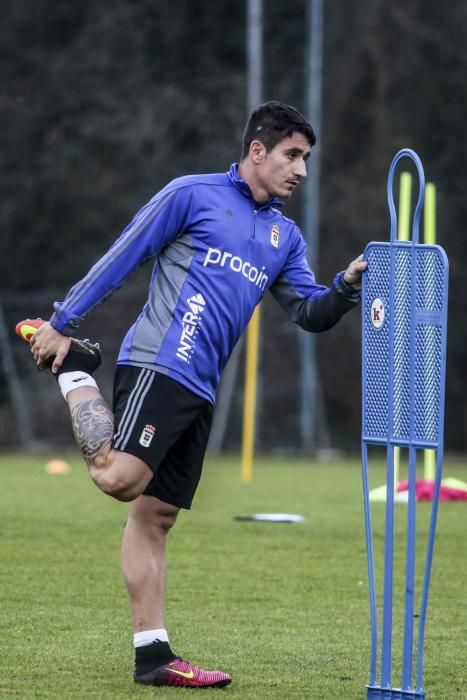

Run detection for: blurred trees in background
[[1, 1, 466, 451]]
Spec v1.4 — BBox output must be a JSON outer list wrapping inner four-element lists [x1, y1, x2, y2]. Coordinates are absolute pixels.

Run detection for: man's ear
[[249, 139, 267, 164]]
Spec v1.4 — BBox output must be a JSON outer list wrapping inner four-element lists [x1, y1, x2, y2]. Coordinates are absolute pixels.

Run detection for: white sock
[[58, 371, 98, 400], [134, 628, 169, 648]]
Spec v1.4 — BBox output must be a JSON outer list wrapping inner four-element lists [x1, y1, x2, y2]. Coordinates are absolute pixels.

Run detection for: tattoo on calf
[[71, 398, 114, 465]]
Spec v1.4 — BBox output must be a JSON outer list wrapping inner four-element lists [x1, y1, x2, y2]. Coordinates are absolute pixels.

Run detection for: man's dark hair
[[241, 101, 316, 160]]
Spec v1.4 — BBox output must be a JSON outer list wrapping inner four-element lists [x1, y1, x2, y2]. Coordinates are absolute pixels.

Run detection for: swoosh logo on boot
[[166, 668, 194, 679]]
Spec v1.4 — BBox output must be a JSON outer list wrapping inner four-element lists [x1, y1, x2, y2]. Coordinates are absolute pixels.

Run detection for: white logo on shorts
[[139, 424, 156, 447]]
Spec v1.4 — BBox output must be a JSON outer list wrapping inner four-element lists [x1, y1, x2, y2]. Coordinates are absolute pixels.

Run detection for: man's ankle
[[135, 641, 177, 672]]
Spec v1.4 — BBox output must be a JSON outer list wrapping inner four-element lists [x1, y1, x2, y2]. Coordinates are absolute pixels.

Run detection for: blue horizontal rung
[[362, 436, 440, 449], [367, 686, 425, 700]]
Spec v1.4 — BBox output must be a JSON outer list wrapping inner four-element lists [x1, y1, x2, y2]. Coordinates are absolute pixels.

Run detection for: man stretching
[[17, 101, 367, 688]]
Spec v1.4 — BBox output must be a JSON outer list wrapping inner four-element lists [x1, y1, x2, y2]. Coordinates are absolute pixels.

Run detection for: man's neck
[[237, 160, 269, 204]]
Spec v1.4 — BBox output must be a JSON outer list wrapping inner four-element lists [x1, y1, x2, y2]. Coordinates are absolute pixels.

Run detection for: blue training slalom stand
[[361, 149, 449, 699]]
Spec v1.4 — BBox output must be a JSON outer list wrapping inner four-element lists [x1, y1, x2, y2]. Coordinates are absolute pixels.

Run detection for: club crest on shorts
[[139, 424, 156, 448], [270, 224, 280, 248]]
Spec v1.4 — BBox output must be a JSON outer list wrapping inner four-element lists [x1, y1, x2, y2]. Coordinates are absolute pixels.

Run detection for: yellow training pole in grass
[[424, 183, 437, 481], [241, 306, 260, 481], [394, 172, 413, 488]]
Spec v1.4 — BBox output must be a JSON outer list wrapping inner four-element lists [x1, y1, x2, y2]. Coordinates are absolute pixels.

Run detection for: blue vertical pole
[[362, 442, 378, 686], [402, 445, 417, 689]]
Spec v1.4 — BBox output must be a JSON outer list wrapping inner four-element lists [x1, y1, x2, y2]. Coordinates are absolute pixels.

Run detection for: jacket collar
[[227, 163, 284, 209]]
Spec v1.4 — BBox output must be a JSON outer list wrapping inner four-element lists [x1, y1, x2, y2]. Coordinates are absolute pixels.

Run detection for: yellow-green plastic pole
[[394, 172, 412, 488], [241, 306, 260, 481], [424, 183, 437, 481], [398, 173, 412, 242]]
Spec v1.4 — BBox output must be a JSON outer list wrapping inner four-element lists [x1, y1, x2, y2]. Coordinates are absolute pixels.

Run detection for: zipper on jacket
[[251, 208, 257, 239]]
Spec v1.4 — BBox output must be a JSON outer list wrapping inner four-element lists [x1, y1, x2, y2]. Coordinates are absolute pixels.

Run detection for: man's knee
[[154, 508, 178, 535], [91, 470, 135, 501], [130, 497, 179, 537], [90, 450, 153, 502]]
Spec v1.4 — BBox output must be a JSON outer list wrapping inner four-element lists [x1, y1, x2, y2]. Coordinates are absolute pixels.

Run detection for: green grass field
[[1, 453, 466, 699]]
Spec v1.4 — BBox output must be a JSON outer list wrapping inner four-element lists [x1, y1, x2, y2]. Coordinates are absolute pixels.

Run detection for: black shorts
[[112, 366, 214, 509]]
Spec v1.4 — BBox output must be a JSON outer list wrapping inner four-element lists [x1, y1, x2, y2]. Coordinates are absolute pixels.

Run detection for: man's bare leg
[[20, 319, 152, 502], [121, 495, 182, 678], [121, 495, 179, 630], [67, 386, 153, 501]]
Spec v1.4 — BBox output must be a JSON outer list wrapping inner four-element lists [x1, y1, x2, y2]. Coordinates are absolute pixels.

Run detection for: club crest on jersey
[[139, 424, 156, 448], [270, 224, 280, 248]]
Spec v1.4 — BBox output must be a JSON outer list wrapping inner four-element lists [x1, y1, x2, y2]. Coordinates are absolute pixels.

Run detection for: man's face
[[254, 132, 311, 200]]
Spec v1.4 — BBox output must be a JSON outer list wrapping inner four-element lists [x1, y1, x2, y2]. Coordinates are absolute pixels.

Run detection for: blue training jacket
[[50, 164, 360, 404]]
